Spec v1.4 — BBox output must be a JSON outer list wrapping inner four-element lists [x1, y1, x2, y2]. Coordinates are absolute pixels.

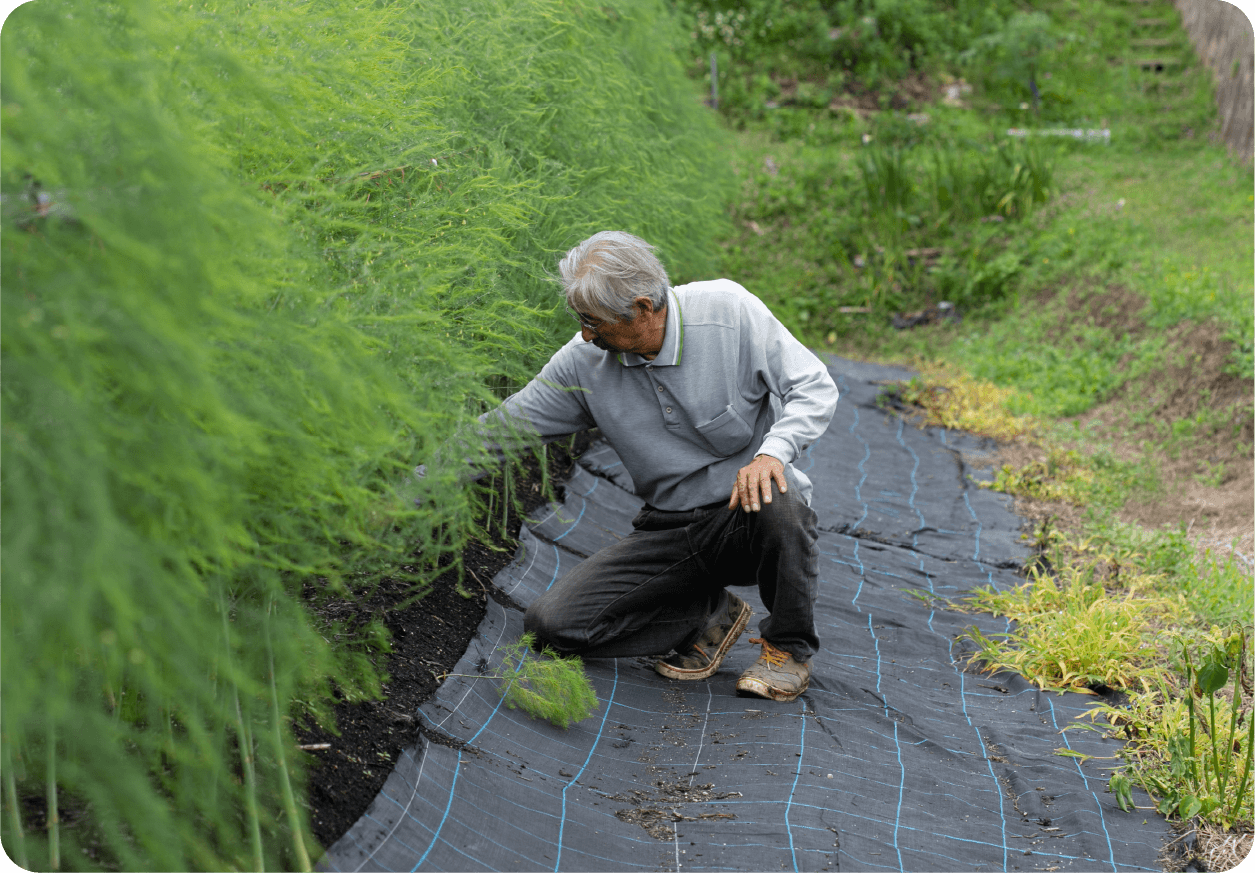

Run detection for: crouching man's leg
[[716, 470, 820, 702], [524, 505, 741, 665]]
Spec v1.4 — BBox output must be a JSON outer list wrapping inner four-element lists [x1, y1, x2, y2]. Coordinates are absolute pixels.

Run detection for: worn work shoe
[[655, 593, 752, 681], [736, 638, 811, 701]]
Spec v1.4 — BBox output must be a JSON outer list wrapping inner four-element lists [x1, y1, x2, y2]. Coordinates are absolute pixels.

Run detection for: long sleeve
[[741, 294, 839, 466], [477, 335, 596, 446]]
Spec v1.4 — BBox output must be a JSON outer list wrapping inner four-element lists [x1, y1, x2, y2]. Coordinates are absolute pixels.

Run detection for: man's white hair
[[558, 231, 669, 322]]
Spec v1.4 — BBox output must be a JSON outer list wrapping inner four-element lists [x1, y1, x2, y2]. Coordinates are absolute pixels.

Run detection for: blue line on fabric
[[783, 698, 805, 872], [961, 491, 992, 582], [412, 749, 463, 871], [407, 615, 542, 870], [894, 418, 926, 545], [801, 798, 1154, 868], [430, 613, 513, 731], [850, 405, 870, 530], [797, 439, 816, 474], [953, 466, 1014, 867], [778, 803, 1155, 868], [962, 664, 1008, 868], [555, 659, 619, 872], [357, 743, 434, 870], [1045, 693, 1119, 871], [391, 732, 677, 867], [552, 491, 590, 541], [867, 612, 906, 871], [917, 462, 1009, 873], [546, 543, 561, 590]]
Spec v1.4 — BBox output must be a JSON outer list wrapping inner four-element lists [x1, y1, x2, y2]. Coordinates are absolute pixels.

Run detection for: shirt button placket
[[654, 378, 670, 414]]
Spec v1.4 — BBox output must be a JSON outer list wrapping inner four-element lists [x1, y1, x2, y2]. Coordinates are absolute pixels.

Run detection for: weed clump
[[1098, 630, 1254, 830], [497, 634, 600, 730], [960, 565, 1170, 692], [958, 520, 1254, 832], [892, 364, 1038, 441]]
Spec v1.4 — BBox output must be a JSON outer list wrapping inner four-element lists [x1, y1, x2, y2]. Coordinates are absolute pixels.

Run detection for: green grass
[[684, 0, 1253, 404]]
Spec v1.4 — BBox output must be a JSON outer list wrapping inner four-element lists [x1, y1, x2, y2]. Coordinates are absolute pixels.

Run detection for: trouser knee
[[752, 482, 815, 545], [523, 597, 579, 654]]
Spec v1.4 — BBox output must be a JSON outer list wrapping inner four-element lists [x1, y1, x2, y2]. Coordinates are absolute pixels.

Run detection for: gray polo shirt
[[483, 279, 839, 510]]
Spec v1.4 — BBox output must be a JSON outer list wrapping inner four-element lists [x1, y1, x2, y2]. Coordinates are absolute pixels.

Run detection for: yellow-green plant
[[986, 447, 1095, 504], [894, 365, 1039, 441], [960, 565, 1166, 692], [496, 634, 600, 730]]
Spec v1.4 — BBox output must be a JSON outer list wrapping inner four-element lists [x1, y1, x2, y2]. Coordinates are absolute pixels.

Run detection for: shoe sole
[[655, 598, 751, 681], [735, 675, 809, 702]]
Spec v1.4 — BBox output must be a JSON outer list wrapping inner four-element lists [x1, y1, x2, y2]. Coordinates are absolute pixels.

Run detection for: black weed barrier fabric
[[320, 357, 1173, 873]]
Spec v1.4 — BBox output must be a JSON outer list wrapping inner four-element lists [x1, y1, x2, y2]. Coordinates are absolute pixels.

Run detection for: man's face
[[576, 313, 633, 353], [572, 298, 666, 357]]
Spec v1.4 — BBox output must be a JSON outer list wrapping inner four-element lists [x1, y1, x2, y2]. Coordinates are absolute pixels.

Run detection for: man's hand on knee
[[728, 454, 787, 513]]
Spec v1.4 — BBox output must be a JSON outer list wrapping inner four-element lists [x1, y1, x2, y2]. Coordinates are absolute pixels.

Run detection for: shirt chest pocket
[[695, 403, 754, 456]]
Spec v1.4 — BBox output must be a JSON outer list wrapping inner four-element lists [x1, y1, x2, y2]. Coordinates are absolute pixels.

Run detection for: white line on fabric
[[355, 738, 431, 872], [433, 610, 510, 728], [529, 502, 566, 528], [503, 530, 541, 595], [688, 682, 714, 786]]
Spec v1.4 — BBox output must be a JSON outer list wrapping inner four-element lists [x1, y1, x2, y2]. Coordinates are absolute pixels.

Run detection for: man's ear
[[633, 296, 655, 317]]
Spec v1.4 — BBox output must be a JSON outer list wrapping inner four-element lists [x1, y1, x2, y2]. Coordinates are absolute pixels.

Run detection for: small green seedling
[[497, 633, 599, 729], [447, 633, 598, 729]]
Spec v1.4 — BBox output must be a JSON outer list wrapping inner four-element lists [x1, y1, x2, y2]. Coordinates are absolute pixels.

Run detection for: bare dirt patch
[[949, 283, 1251, 568], [610, 774, 743, 841], [1032, 280, 1153, 347], [1075, 317, 1253, 564]]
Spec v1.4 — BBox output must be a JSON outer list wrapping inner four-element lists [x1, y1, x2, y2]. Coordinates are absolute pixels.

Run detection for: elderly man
[[480, 231, 838, 701]]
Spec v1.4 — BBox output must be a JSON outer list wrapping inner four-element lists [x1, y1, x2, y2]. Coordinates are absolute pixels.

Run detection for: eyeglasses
[[569, 309, 606, 333]]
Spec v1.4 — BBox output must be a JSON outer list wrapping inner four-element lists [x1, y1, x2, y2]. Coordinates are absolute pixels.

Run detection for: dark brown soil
[[294, 559, 493, 850], [295, 431, 596, 854]]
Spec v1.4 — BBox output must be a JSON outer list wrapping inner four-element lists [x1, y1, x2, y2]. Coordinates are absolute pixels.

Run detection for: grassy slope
[[677, 0, 1252, 848]]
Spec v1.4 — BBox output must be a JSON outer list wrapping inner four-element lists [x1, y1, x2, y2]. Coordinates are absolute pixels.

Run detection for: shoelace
[[748, 637, 788, 666]]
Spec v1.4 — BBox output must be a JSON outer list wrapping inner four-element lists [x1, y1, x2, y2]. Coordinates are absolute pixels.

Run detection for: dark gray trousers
[[523, 475, 820, 662]]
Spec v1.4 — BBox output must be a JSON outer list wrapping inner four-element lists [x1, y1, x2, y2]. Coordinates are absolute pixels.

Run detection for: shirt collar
[[619, 287, 683, 368]]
